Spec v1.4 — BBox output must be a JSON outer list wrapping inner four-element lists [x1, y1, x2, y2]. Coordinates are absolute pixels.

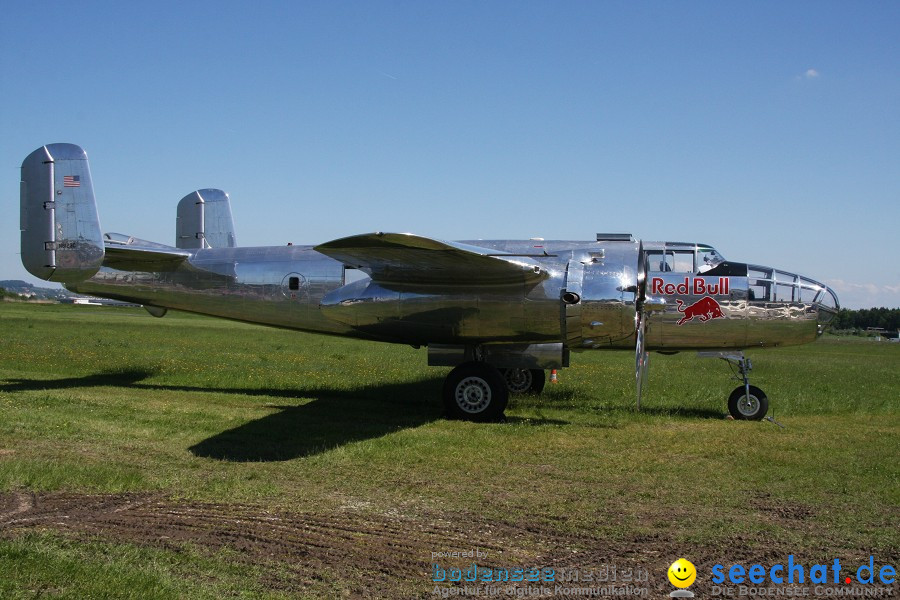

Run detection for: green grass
[[0, 533, 292, 600], [0, 302, 897, 597]]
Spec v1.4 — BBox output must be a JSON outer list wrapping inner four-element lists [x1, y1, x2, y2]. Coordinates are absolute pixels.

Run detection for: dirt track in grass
[[1, 491, 894, 598]]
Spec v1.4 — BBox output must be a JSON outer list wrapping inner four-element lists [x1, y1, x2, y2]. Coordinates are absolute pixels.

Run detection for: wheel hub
[[455, 376, 491, 413], [504, 368, 533, 394], [737, 394, 760, 416]]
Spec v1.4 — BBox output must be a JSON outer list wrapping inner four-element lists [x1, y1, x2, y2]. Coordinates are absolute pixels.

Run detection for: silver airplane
[[19, 143, 840, 422]]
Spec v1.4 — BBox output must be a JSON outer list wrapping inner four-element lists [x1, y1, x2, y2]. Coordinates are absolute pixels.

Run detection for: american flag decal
[[63, 175, 80, 187]]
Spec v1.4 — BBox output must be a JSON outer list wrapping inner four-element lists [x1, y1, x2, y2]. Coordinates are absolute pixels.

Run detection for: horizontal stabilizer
[[315, 232, 547, 286], [20, 144, 104, 283], [103, 234, 191, 272]]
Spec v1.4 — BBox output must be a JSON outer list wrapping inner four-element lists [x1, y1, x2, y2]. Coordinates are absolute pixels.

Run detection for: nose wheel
[[728, 384, 769, 420]]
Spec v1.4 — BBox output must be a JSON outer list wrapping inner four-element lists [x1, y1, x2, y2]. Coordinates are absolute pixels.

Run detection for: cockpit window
[[647, 250, 694, 273], [669, 251, 694, 272], [697, 246, 725, 273]]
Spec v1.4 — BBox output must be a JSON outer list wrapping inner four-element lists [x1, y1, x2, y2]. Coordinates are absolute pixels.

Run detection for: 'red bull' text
[[650, 277, 730, 296]]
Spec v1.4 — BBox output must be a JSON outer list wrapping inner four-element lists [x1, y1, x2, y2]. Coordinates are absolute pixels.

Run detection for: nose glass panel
[[747, 264, 839, 324]]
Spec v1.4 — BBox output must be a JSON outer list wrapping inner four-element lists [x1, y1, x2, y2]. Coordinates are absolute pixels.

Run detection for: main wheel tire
[[443, 362, 509, 422], [502, 368, 546, 395], [728, 385, 769, 420]]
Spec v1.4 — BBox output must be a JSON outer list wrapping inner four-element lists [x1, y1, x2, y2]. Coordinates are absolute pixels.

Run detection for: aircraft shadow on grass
[[636, 406, 726, 419], [1, 369, 568, 461]]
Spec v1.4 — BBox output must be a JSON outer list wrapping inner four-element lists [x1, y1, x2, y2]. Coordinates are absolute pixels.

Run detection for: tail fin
[[176, 189, 236, 249], [20, 144, 104, 283]]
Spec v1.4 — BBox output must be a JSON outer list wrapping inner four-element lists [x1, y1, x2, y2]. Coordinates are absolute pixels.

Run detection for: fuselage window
[[288, 276, 300, 291]]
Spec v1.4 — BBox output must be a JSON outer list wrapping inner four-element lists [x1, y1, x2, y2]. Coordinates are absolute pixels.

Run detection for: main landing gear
[[699, 351, 769, 420], [443, 362, 508, 422], [442, 364, 547, 422]]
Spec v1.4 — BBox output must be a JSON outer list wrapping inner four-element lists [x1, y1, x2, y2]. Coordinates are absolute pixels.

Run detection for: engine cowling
[[561, 243, 641, 351]]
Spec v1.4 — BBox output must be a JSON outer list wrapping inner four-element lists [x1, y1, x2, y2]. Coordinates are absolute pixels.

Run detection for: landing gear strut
[[698, 351, 769, 420]]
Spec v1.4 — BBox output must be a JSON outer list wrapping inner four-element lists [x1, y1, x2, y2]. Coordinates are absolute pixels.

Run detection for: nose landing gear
[[698, 351, 769, 420]]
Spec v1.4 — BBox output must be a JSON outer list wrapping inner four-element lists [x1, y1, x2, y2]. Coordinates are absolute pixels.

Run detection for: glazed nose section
[[748, 265, 839, 330]]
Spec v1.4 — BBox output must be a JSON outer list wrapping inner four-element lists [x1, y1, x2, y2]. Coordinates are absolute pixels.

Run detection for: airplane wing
[[102, 235, 191, 272], [315, 233, 548, 286]]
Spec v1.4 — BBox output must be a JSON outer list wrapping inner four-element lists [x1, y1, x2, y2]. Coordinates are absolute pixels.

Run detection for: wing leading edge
[[315, 232, 548, 286]]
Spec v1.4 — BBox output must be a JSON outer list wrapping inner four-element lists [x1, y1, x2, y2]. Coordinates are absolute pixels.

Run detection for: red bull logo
[[650, 277, 730, 296], [676, 296, 725, 326]]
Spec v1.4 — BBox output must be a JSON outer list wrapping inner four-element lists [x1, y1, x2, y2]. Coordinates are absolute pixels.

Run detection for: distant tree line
[[0, 286, 35, 301], [831, 307, 900, 332]]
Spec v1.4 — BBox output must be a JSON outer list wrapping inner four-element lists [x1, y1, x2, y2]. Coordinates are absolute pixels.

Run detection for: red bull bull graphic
[[650, 277, 730, 296], [676, 296, 725, 326]]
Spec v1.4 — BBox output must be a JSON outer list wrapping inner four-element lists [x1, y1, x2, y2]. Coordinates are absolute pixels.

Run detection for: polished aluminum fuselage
[[21, 142, 837, 382], [68, 238, 832, 352]]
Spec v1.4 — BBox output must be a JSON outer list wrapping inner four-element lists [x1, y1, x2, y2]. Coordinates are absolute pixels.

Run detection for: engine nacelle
[[561, 243, 642, 351]]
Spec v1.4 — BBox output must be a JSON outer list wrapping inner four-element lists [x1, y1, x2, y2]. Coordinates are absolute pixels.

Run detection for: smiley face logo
[[668, 558, 697, 588]]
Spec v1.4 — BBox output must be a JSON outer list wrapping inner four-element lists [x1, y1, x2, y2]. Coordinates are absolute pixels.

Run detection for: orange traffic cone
[[549, 369, 559, 384]]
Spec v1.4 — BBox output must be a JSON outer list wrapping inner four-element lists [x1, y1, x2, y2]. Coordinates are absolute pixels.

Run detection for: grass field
[[1, 302, 897, 599]]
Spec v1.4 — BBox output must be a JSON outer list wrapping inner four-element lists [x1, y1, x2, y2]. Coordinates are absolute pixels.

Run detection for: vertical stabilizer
[[20, 144, 104, 282], [176, 189, 237, 249]]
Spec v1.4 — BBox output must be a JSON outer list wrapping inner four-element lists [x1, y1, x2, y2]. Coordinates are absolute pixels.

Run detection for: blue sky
[[2, 1, 898, 308]]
